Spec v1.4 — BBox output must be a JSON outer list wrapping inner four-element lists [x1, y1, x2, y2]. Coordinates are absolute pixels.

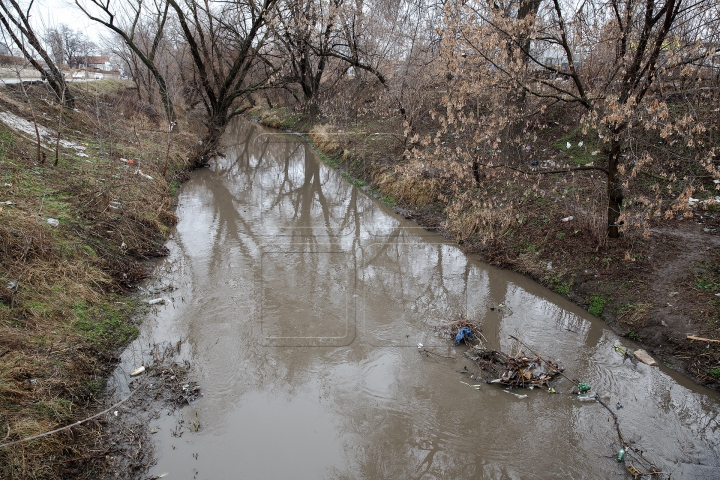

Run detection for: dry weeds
[[0, 80, 200, 479]]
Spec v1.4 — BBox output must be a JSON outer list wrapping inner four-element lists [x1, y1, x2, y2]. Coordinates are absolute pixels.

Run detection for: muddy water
[[114, 119, 720, 479]]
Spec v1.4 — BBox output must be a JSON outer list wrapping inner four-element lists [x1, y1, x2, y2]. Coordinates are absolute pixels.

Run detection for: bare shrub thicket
[[404, 0, 720, 243]]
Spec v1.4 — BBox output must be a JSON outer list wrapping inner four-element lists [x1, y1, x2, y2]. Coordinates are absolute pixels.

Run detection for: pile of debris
[[465, 348, 565, 389], [436, 314, 485, 346]]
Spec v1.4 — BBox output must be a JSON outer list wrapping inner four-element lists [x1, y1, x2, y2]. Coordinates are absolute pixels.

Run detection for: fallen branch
[[0, 377, 147, 449], [687, 335, 720, 344], [596, 393, 661, 477]]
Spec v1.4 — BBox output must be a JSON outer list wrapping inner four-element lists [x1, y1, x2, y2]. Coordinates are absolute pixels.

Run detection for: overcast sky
[[32, 0, 103, 42]]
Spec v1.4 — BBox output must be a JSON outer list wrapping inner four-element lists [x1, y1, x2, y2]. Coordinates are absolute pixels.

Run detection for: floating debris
[[460, 381, 481, 390], [454, 327, 474, 345], [437, 314, 485, 346], [503, 390, 528, 399], [480, 350, 564, 389]]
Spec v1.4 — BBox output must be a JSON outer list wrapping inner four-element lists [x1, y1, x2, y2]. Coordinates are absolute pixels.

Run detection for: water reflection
[[113, 119, 720, 479]]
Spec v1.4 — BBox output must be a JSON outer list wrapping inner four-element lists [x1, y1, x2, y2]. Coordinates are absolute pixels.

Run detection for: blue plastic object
[[454, 327, 474, 345]]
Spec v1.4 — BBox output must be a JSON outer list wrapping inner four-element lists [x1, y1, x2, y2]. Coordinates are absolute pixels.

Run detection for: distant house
[[70, 55, 111, 70]]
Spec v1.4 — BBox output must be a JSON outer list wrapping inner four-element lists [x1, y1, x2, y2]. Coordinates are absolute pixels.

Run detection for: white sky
[[31, 0, 103, 42]]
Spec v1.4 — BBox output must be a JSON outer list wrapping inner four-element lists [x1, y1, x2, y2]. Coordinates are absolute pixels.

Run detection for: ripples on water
[[110, 119, 720, 479]]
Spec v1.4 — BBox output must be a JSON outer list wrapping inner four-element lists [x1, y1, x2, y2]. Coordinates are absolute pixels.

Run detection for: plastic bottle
[[617, 448, 626, 462]]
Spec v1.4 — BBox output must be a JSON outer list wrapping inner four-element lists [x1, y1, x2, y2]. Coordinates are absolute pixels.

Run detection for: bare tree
[[0, 0, 74, 107], [45, 24, 94, 66], [273, 0, 341, 111], [76, 0, 176, 124], [167, 0, 281, 156]]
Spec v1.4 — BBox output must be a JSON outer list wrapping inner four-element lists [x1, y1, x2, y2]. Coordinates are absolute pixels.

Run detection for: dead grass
[[309, 124, 341, 154], [0, 80, 200, 479], [374, 167, 436, 207]]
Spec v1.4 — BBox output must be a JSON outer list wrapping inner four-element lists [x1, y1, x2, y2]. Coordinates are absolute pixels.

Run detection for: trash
[[547, 261, 552, 270], [714, 180, 720, 184], [578, 141, 584, 147], [1, 201, 16, 205], [578, 382, 591, 393], [530, 161, 538, 166], [3, 183, 11, 187], [617, 448, 626, 462], [626, 465, 642, 477], [616, 402, 623, 409], [417, 343, 423, 349], [566, 142, 571, 149], [147, 298, 165, 305], [460, 381, 481, 390], [614, 344, 626, 356], [150, 428, 158, 434], [454, 327, 474, 345], [131, 366, 146, 376], [591, 150, 599, 156], [578, 393, 596, 402], [561, 216, 574, 222], [113, 411, 118, 416], [688, 197, 700, 205], [6, 280, 17, 289], [633, 349, 657, 366], [482, 352, 563, 389], [46, 218, 59, 227], [119, 158, 136, 165], [503, 390, 528, 399], [136, 169, 153, 180], [547, 387, 556, 393]]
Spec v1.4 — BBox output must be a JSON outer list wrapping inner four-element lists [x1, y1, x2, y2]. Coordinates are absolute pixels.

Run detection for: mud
[[107, 119, 720, 479]]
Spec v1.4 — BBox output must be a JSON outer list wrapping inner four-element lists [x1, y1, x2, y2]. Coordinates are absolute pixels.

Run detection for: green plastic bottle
[[578, 382, 591, 393], [617, 448, 626, 462]]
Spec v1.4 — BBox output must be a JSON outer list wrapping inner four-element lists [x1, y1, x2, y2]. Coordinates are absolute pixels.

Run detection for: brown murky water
[[113, 119, 720, 479]]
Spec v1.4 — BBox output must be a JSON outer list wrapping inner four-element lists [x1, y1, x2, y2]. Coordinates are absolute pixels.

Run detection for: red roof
[[70, 55, 109, 65]]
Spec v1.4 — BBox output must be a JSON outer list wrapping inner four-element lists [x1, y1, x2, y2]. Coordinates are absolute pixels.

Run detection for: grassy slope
[[0, 80, 199, 478]]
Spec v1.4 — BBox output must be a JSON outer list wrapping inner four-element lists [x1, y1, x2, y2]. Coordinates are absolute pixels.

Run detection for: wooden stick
[[0, 377, 147, 449], [687, 335, 720, 344]]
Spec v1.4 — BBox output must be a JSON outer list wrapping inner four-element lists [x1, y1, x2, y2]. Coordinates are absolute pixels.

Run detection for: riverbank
[[0, 80, 200, 478], [248, 105, 720, 389]]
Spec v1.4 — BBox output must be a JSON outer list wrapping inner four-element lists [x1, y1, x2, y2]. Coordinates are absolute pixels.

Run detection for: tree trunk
[[606, 138, 624, 238], [195, 109, 230, 166]]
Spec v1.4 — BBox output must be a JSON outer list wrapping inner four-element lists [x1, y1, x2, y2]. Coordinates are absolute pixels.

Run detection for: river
[[111, 118, 720, 479]]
